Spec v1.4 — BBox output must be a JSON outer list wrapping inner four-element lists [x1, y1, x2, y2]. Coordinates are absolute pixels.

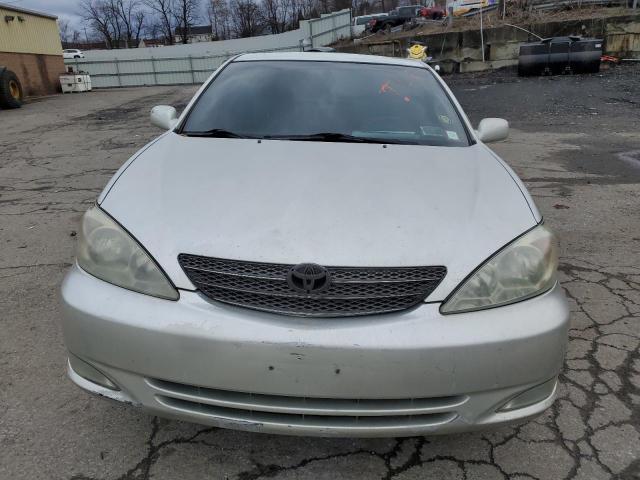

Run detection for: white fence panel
[[305, 10, 352, 47], [64, 10, 352, 88]]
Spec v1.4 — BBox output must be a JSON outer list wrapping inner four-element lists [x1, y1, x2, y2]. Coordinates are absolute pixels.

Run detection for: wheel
[[74, 55, 81, 58], [0, 69, 23, 109], [384, 23, 392, 33]]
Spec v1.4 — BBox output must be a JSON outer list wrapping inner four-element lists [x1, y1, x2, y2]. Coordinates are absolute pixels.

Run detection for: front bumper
[[60, 265, 569, 437]]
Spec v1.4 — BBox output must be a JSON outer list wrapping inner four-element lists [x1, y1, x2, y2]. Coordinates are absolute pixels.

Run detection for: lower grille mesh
[[178, 254, 446, 317]]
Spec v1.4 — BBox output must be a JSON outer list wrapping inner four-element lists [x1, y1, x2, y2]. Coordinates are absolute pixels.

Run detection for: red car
[[420, 0, 446, 19]]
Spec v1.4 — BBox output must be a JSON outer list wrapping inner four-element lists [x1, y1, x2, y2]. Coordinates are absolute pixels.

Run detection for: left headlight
[[77, 206, 179, 300], [441, 225, 558, 314]]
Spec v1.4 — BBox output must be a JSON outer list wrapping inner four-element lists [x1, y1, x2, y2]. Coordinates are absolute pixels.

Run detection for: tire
[[0, 69, 23, 109], [74, 55, 81, 58]]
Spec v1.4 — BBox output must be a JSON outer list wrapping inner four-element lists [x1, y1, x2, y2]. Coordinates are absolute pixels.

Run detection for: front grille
[[147, 378, 463, 433], [178, 254, 446, 317]]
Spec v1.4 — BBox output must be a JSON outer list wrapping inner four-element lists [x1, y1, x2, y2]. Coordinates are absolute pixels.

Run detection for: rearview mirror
[[476, 118, 509, 143], [150, 105, 178, 130]]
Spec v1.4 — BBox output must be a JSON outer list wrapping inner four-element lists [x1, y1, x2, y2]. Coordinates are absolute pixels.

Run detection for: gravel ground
[[1, 64, 639, 480]]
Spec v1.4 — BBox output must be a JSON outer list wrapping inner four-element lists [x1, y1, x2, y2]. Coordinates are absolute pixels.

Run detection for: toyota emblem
[[287, 263, 331, 294]]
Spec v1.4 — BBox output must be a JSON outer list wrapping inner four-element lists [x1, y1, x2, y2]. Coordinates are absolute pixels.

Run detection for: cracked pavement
[[1, 65, 639, 479]]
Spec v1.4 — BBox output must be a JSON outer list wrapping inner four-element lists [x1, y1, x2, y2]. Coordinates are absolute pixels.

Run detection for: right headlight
[[441, 225, 558, 314], [77, 206, 179, 300]]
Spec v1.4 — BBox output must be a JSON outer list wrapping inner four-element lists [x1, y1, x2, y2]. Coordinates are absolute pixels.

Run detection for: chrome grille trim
[[146, 378, 469, 417], [178, 254, 446, 317], [184, 270, 436, 299], [148, 378, 462, 431], [156, 396, 458, 431]]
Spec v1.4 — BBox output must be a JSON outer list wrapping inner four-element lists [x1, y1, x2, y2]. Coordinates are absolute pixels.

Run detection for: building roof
[[0, 2, 58, 20], [175, 25, 213, 36], [139, 38, 164, 46]]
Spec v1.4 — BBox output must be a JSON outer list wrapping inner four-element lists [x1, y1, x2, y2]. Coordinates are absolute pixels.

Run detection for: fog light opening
[[68, 353, 120, 391], [498, 377, 557, 412]]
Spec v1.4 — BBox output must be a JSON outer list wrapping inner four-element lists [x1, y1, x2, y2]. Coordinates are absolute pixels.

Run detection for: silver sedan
[[60, 52, 569, 437]]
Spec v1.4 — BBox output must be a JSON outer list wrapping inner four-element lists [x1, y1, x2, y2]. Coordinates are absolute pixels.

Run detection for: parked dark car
[[518, 36, 603, 76], [369, 6, 422, 33]]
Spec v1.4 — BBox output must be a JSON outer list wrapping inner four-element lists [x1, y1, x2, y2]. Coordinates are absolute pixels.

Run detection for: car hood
[[100, 133, 537, 300]]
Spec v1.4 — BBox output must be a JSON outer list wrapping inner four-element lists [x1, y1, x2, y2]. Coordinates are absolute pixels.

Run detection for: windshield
[[181, 60, 470, 147]]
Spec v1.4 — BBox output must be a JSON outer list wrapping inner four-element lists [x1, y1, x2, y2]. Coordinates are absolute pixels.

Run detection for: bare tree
[[175, 0, 200, 44], [134, 10, 146, 40], [80, 0, 148, 48], [144, 0, 177, 44], [113, 0, 147, 46], [207, 0, 231, 39], [229, 0, 262, 37], [290, 0, 318, 22], [144, 19, 163, 40], [80, 0, 117, 48], [333, 0, 351, 10], [103, 0, 124, 46], [352, 0, 373, 15], [260, 0, 292, 33], [317, 0, 330, 13], [58, 18, 70, 43]]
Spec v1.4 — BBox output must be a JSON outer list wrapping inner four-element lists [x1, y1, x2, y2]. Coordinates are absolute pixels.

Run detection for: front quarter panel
[[97, 134, 167, 204], [482, 144, 542, 222]]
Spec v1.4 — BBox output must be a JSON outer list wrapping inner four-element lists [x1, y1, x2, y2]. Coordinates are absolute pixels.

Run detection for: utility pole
[[480, 6, 485, 62]]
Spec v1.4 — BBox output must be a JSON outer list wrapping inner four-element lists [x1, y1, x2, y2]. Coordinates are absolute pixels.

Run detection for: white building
[[174, 25, 214, 43]]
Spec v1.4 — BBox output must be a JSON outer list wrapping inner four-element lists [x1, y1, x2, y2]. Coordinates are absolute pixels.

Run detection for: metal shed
[[0, 2, 64, 96]]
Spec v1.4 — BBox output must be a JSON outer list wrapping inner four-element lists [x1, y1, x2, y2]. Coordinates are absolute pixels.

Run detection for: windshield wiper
[[182, 128, 251, 138], [263, 132, 409, 144]]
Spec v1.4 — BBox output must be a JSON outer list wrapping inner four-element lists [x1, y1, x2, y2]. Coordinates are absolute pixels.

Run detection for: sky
[[4, 0, 82, 26], [4, 0, 211, 34]]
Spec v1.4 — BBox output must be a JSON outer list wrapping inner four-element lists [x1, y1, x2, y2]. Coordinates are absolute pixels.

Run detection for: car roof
[[234, 52, 428, 69]]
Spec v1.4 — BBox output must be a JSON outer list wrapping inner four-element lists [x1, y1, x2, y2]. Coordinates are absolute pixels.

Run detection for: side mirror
[[150, 105, 178, 130], [476, 118, 509, 143]]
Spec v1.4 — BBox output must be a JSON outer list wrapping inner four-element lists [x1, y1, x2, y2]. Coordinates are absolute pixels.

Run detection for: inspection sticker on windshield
[[446, 131, 459, 140]]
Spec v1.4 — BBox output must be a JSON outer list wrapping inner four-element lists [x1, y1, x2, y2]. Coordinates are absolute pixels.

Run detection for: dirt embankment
[[339, 6, 636, 45], [336, 7, 640, 73]]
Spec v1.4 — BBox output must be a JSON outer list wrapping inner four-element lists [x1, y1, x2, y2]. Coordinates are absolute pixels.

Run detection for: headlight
[[441, 225, 558, 314], [77, 206, 179, 300]]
